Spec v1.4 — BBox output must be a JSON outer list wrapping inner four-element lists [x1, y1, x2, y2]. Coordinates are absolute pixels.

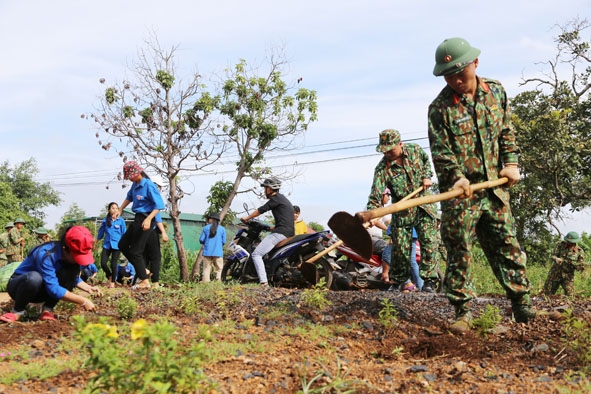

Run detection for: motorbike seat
[[273, 233, 313, 249]]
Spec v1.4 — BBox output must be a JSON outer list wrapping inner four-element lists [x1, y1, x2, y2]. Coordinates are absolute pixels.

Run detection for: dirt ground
[[0, 285, 590, 393]]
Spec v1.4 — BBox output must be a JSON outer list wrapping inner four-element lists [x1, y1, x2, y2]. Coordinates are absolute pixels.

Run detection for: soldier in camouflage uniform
[[366, 129, 441, 292], [0, 222, 13, 268], [544, 231, 586, 296], [32, 227, 51, 246], [428, 37, 535, 334], [6, 218, 26, 263]]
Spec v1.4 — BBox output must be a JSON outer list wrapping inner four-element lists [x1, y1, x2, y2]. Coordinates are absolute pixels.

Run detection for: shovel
[[328, 178, 508, 259], [306, 186, 423, 264]]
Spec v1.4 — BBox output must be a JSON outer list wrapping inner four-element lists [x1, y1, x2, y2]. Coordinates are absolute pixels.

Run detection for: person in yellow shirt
[[293, 206, 308, 235]]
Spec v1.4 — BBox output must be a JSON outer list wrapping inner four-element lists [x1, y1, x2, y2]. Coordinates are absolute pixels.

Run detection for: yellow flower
[[131, 319, 148, 340], [106, 325, 119, 339], [83, 323, 119, 339]]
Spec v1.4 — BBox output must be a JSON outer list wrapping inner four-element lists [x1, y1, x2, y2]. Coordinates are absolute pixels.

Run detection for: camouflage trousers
[[388, 209, 441, 284], [441, 196, 530, 317], [543, 265, 575, 296]]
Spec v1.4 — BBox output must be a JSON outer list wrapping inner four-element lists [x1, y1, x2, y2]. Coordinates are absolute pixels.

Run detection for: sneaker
[[513, 305, 538, 323], [402, 282, 417, 293], [449, 312, 473, 335], [39, 311, 57, 321], [422, 280, 435, 293], [0, 312, 22, 323]]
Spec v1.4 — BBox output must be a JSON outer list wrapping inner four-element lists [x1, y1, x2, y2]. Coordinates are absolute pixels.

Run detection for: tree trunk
[[190, 249, 204, 281], [169, 190, 189, 281]]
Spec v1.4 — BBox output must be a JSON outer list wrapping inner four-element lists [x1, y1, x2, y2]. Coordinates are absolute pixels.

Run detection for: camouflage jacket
[[367, 143, 438, 227], [0, 232, 8, 260], [551, 241, 586, 275], [6, 227, 22, 256], [428, 77, 519, 210]]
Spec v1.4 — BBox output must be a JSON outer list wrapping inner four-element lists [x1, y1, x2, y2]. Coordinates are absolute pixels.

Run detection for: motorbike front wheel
[[221, 258, 244, 283]]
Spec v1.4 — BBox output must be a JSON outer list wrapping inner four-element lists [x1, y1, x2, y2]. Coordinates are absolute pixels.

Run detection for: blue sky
[[1, 1, 589, 234]]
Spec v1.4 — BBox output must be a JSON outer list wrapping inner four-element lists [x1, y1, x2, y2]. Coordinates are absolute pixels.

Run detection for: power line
[[38, 136, 431, 186]]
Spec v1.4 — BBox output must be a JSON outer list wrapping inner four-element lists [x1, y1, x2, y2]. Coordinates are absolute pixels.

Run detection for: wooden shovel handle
[[306, 222, 371, 264], [356, 178, 508, 223]]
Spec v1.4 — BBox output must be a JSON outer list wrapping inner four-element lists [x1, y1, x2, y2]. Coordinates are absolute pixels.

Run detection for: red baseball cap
[[123, 161, 143, 180], [65, 226, 95, 266]]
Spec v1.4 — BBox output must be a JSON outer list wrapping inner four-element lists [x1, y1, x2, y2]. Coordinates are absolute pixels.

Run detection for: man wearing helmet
[[240, 177, 295, 286], [428, 37, 534, 334], [544, 231, 586, 296], [366, 129, 442, 292]]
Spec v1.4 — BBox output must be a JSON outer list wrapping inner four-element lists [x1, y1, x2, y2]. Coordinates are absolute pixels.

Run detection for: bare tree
[[84, 34, 226, 281]]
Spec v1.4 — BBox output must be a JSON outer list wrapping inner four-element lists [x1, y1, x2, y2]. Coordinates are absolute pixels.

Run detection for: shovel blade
[[327, 211, 372, 260]]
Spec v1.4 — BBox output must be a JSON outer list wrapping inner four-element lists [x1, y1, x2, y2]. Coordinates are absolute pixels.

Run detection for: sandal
[[39, 311, 57, 321], [131, 280, 151, 290], [402, 282, 417, 293], [0, 312, 21, 323]]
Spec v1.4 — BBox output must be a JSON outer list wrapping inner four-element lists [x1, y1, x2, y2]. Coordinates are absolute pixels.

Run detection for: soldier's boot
[[449, 311, 473, 335], [511, 299, 541, 323]]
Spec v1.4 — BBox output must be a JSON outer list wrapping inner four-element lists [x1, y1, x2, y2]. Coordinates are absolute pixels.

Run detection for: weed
[[391, 346, 404, 358], [562, 309, 591, 370], [116, 293, 137, 320], [54, 299, 77, 317], [301, 278, 332, 310], [472, 305, 502, 337], [377, 298, 398, 329], [297, 356, 368, 393]]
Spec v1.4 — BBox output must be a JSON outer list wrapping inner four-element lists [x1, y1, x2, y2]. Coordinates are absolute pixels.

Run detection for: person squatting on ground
[[366, 129, 441, 293], [428, 37, 535, 333], [0, 222, 13, 268], [240, 177, 295, 287], [0, 226, 102, 323], [143, 175, 169, 288], [293, 205, 308, 235], [543, 231, 586, 296], [6, 218, 26, 263], [117, 161, 165, 290], [97, 202, 127, 289], [199, 212, 227, 282], [80, 263, 98, 283], [115, 256, 136, 285]]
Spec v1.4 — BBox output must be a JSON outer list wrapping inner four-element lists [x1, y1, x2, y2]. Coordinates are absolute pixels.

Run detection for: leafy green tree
[[511, 18, 591, 260], [308, 222, 324, 232], [0, 181, 21, 228], [213, 52, 318, 222], [60, 203, 87, 223], [85, 35, 225, 281], [0, 158, 61, 228]]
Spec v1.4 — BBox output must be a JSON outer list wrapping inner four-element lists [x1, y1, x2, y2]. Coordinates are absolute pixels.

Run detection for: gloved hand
[[500, 164, 520, 187], [453, 177, 472, 199]]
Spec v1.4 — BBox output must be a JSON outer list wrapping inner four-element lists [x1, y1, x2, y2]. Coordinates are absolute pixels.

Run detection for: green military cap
[[4, 222, 14, 229], [375, 129, 401, 153], [564, 231, 581, 244], [119, 254, 128, 265], [433, 37, 481, 77], [13, 218, 25, 224], [34, 227, 49, 235]]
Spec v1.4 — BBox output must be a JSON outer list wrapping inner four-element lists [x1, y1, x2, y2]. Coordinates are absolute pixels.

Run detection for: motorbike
[[331, 239, 391, 290], [221, 219, 336, 288], [332, 238, 444, 292]]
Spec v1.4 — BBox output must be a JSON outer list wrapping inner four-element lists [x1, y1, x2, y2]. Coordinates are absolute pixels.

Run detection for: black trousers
[[118, 213, 155, 281]]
